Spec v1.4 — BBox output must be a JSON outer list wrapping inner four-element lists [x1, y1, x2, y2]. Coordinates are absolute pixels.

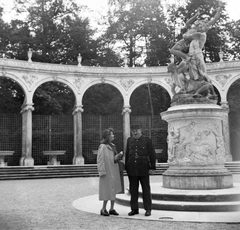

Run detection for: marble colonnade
[[0, 58, 240, 165]]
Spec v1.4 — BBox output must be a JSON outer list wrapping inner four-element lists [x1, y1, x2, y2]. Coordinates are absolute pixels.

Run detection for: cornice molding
[[1, 58, 240, 77]]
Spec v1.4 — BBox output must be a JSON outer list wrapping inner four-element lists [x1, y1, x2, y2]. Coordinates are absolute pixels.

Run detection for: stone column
[[221, 101, 232, 162], [72, 105, 84, 165], [161, 104, 233, 190], [20, 104, 34, 166], [122, 106, 131, 153]]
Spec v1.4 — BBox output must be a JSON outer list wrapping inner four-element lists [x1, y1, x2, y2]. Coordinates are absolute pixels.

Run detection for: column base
[[20, 156, 34, 166], [226, 155, 233, 162], [73, 155, 85, 165]]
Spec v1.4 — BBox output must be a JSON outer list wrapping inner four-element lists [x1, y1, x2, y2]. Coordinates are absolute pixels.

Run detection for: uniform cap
[[130, 124, 141, 130]]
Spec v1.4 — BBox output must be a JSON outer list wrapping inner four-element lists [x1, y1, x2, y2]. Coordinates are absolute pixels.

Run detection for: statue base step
[[163, 165, 233, 189], [116, 182, 240, 212]]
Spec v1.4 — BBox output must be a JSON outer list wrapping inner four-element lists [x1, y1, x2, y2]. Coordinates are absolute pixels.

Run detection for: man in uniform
[[125, 124, 156, 216]]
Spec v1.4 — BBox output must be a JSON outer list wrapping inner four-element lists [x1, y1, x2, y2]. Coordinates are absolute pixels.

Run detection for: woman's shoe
[[109, 209, 119, 215], [100, 209, 109, 216]]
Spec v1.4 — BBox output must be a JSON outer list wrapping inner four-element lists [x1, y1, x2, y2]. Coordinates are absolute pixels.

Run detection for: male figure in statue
[[168, 6, 221, 99], [170, 8, 200, 62], [183, 7, 221, 82]]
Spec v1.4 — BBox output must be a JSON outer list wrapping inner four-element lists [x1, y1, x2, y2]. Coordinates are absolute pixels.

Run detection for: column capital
[[20, 103, 34, 113], [220, 101, 229, 111], [122, 106, 131, 114], [72, 105, 84, 115]]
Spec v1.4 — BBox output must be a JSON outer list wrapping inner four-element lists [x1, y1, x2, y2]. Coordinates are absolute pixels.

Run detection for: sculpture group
[[168, 7, 221, 103]]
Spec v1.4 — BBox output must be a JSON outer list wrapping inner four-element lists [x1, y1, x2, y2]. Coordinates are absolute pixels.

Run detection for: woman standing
[[97, 128, 123, 216]]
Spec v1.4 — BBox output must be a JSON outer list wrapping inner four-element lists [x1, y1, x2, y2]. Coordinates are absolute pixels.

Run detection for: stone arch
[[226, 77, 240, 161], [209, 79, 223, 102], [31, 77, 78, 105], [126, 79, 172, 108], [224, 74, 240, 101], [31, 78, 77, 166], [79, 78, 125, 107], [0, 72, 29, 103]]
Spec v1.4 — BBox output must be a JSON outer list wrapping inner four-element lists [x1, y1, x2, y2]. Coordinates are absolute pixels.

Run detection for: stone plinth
[[161, 104, 233, 190]]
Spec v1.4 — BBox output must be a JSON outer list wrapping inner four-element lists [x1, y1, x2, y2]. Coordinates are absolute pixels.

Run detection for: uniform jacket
[[125, 135, 156, 176], [97, 143, 122, 200]]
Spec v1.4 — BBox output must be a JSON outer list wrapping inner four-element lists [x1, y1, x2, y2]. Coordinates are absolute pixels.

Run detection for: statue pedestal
[[161, 104, 233, 190]]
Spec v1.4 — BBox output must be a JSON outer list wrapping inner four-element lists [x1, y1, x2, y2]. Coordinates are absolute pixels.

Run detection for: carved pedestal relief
[[167, 120, 225, 166]]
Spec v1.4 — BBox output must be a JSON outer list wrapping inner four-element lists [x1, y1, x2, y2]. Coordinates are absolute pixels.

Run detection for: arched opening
[[0, 77, 25, 166], [32, 81, 75, 165], [130, 83, 171, 163], [227, 79, 240, 161], [213, 86, 221, 105], [82, 83, 123, 164]]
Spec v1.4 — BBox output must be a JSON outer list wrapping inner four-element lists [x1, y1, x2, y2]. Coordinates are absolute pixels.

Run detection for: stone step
[[116, 193, 240, 212], [151, 183, 240, 202], [115, 182, 240, 212], [0, 162, 239, 180]]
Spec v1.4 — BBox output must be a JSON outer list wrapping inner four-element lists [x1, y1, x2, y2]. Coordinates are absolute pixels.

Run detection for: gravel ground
[[0, 175, 240, 230]]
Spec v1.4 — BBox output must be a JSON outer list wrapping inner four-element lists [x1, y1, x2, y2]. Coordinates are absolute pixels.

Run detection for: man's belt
[[130, 155, 148, 159]]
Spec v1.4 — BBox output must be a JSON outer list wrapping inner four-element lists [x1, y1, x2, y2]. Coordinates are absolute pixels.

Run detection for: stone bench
[[155, 149, 163, 163], [43, 151, 66, 165], [0, 151, 14, 166], [92, 150, 98, 155]]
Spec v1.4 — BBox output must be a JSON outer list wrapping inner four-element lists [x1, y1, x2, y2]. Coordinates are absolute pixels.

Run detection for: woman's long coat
[[97, 144, 122, 200]]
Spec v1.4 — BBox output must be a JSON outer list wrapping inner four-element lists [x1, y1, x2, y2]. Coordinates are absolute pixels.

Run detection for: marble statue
[[169, 6, 222, 104]]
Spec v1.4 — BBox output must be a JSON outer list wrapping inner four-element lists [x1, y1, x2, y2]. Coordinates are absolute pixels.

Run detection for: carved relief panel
[[167, 119, 225, 166]]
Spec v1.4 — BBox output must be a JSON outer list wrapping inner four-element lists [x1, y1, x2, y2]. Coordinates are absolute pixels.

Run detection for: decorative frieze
[[164, 77, 172, 87], [215, 74, 232, 88], [1, 66, 6, 76], [73, 77, 83, 92], [120, 79, 134, 91], [22, 75, 38, 88]]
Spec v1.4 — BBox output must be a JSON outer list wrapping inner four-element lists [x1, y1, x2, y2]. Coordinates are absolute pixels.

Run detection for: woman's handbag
[[118, 160, 125, 173], [118, 160, 125, 193]]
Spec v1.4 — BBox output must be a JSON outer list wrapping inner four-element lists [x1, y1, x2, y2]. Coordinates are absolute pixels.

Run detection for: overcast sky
[[0, 0, 239, 23]]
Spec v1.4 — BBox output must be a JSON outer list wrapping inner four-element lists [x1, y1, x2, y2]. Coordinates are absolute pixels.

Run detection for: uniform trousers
[[128, 175, 152, 211]]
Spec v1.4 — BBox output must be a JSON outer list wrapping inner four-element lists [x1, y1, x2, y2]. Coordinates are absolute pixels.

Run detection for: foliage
[[225, 19, 240, 60], [8, 0, 98, 64], [130, 84, 171, 115], [33, 81, 75, 115], [0, 7, 11, 57], [94, 39, 122, 67], [166, 0, 228, 63], [228, 79, 240, 161], [0, 78, 25, 113], [7, 20, 32, 60], [82, 84, 123, 115], [104, 0, 171, 66]]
